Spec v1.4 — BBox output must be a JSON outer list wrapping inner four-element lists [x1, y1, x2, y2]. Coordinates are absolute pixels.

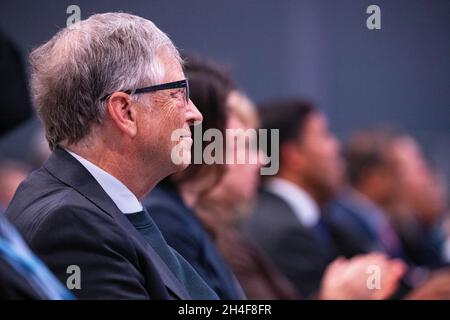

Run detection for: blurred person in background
[[0, 160, 30, 212], [241, 99, 404, 298], [386, 137, 449, 269], [192, 91, 405, 300], [191, 90, 301, 299], [325, 129, 412, 259], [325, 128, 450, 299], [325, 130, 447, 265]]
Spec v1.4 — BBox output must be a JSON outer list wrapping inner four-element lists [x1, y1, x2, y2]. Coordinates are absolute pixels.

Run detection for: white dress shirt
[[66, 150, 143, 214], [265, 177, 320, 228]]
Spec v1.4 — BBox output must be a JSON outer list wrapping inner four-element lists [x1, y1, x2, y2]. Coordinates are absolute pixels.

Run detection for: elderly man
[[5, 13, 217, 299]]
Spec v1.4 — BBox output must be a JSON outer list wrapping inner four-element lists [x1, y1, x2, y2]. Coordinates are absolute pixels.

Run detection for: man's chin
[[171, 151, 191, 171]]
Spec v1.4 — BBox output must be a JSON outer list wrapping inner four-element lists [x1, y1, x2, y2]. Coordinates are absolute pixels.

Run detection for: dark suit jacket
[[325, 194, 441, 298], [324, 192, 405, 259], [242, 189, 335, 297], [325, 193, 449, 290], [394, 219, 448, 269], [5, 147, 191, 299], [323, 196, 383, 258]]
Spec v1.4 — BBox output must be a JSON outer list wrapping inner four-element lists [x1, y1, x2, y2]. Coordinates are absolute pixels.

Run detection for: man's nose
[[186, 99, 203, 125]]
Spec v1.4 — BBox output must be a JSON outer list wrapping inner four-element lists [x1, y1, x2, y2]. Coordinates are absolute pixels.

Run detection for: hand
[[319, 253, 406, 300]]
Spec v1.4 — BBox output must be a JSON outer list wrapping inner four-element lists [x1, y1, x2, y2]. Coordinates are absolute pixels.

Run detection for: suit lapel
[[43, 147, 191, 300]]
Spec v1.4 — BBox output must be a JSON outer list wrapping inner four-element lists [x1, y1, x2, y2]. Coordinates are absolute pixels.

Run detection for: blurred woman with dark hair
[[193, 90, 302, 299], [184, 90, 406, 300]]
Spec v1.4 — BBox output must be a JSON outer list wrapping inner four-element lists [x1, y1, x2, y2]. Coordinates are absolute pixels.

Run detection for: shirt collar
[[265, 177, 320, 227], [66, 150, 143, 214]]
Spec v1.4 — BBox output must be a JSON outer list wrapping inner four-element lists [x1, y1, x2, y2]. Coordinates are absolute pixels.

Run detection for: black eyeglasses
[[100, 79, 189, 103]]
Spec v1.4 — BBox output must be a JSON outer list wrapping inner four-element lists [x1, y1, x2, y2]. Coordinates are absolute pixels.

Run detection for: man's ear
[[107, 92, 138, 138]]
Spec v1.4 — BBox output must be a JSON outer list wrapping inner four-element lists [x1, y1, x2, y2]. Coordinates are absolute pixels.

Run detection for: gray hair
[[30, 12, 181, 149]]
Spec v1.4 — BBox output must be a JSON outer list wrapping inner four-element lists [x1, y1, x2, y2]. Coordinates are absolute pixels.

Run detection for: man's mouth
[[180, 128, 192, 139], [180, 132, 192, 144]]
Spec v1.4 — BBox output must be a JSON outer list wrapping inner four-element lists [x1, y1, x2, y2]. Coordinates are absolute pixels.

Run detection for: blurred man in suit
[[325, 130, 448, 265], [242, 99, 404, 298], [325, 128, 450, 298], [6, 13, 218, 299], [325, 129, 408, 259], [385, 138, 448, 268]]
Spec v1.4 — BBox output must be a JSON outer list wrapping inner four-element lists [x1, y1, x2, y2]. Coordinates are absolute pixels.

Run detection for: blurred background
[[0, 0, 449, 183]]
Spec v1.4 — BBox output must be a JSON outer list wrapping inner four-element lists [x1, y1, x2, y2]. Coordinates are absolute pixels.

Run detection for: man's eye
[[170, 90, 184, 100]]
